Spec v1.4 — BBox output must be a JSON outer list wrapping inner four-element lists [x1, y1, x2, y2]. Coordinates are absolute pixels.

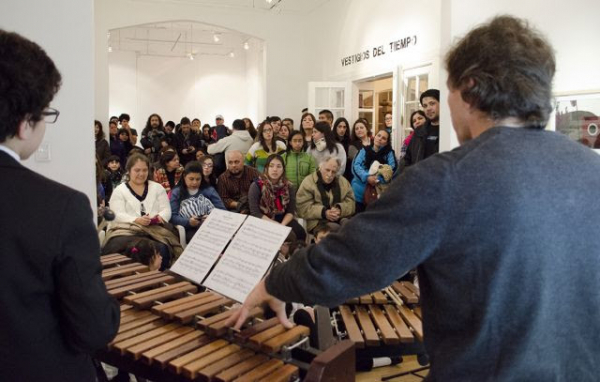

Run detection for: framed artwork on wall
[[554, 91, 600, 151]]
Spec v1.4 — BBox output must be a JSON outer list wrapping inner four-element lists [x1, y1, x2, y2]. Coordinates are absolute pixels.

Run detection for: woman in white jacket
[[306, 121, 346, 176], [104, 153, 175, 269]]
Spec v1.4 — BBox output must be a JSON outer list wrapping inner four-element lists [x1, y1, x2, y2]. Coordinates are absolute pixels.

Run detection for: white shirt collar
[[0, 144, 20, 162]]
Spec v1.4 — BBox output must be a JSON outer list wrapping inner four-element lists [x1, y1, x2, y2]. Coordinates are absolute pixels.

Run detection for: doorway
[[355, 74, 393, 134]]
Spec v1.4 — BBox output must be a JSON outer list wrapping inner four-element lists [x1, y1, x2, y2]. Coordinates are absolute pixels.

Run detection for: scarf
[[364, 144, 392, 169], [257, 175, 291, 218], [316, 171, 341, 209]]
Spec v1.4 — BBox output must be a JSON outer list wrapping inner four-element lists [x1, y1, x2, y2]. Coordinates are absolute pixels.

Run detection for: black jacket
[[399, 122, 439, 172], [0, 152, 120, 382]]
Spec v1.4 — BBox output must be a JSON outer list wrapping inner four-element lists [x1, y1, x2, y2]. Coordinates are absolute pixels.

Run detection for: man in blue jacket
[[229, 16, 600, 381]]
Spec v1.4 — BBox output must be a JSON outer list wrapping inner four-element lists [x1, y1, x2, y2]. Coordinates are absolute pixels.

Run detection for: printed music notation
[[170, 209, 246, 284], [204, 216, 291, 303], [171, 210, 291, 303]]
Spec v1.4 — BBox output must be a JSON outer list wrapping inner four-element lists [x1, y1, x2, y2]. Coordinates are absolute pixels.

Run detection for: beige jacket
[[296, 172, 355, 232]]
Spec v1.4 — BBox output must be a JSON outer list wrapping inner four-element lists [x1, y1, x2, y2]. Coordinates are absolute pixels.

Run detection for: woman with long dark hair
[[153, 149, 184, 194], [300, 112, 316, 144], [248, 154, 306, 242], [243, 118, 258, 140], [333, 117, 352, 180], [351, 129, 397, 212], [245, 121, 286, 172], [401, 110, 428, 158], [306, 121, 346, 176], [198, 155, 218, 188], [95, 120, 110, 165]]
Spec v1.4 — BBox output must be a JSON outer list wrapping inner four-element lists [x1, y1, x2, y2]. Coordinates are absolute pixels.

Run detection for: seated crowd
[[96, 94, 439, 268]]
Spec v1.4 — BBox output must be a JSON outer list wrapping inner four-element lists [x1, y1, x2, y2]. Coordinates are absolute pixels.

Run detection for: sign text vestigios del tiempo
[[340, 35, 418, 67]]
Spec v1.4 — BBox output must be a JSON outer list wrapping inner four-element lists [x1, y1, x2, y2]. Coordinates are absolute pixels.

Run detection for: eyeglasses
[[202, 163, 213, 168], [263, 129, 273, 133], [41, 107, 60, 124]]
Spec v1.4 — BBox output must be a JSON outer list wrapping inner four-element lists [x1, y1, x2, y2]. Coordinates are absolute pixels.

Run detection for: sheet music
[[170, 209, 246, 284], [204, 216, 291, 302]]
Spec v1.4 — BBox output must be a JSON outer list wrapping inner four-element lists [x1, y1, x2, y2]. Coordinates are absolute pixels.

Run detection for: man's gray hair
[[319, 156, 341, 169]]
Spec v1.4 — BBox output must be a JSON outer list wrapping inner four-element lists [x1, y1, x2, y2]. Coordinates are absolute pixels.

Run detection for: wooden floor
[[355, 355, 429, 382]]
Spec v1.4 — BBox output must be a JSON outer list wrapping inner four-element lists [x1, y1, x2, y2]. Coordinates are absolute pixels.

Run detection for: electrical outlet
[[35, 142, 51, 162]]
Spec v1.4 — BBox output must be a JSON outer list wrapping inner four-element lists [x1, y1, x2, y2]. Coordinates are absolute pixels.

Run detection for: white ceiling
[[131, 0, 330, 15], [109, 0, 330, 58], [108, 21, 256, 58]]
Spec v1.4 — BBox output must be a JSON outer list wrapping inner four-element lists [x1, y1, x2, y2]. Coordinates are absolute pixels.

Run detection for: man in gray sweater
[[228, 16, 600, 381]]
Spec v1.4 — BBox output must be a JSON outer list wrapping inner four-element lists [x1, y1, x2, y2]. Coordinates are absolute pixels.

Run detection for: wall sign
[[340, 35, 418, 67]]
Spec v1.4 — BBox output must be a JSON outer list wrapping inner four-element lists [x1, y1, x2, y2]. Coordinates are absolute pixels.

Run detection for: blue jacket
[[351, 147, 396, 203], [169, 186, 226, 227]]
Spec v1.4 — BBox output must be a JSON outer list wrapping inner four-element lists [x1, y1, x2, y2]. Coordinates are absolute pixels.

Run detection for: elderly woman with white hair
[[296, 156, 355, 234]]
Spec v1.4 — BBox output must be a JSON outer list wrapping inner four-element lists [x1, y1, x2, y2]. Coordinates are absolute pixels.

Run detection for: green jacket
[[282, 151, 317, 189], [296, 171, 355, 233]]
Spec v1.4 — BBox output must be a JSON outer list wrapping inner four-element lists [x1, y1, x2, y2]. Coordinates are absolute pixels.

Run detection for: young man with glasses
[[0, 30, 119, 381]]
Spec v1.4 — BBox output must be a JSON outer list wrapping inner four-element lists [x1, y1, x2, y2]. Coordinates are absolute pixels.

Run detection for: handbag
[[363, 183, 378, 206]]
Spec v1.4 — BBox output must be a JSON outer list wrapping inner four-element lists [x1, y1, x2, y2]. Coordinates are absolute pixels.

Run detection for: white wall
[[96, 0, 313, 125], [442, 0, 600, 150], [2, 0, 96, 209], [109, 50, 250, 128]]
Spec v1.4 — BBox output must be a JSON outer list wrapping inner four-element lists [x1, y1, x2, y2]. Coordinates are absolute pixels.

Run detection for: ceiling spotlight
[[188, 53, 194, 60], [243, 42, 250, 50], [213, 33, 220, 43], [108, 46, 113, 53], [266, 0, 273, 3], [229, 52, 235, 58]]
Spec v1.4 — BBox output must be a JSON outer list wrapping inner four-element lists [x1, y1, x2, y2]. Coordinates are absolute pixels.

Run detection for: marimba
[[332, 281, 428, 365], [97, 254, 355, 382]]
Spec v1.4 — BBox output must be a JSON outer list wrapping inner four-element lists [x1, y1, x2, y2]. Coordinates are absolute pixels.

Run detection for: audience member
[[313, 224, 332, 244], [170, 161, 224, 242], [278, 123, 291, 144], [95, 119, 110, 165], [118, 128, 134, 159], [201, 124, 215, 145], [106, 155, 123, 191], [401, 110, 428, 158], [191, 118, 201, 134], [248, 154, 306, 242], [346, 118, 373, 182], [352, 129, 396, 212], [141, 113, 166, 162], [96, 154, 113, 206], [282, 118, 294, 132], [300, 113, 316, 144], [198, 155, 218, 188], [175, 117, 201, 166], [306, 121, 346, 176], [124, 239, 162, 271], [269, 116, 282, 135], [109, 120, 127, 168], [384, 113, 393, 134], [243, 118, 257, 140], [318, 109, 334, 127], [296, 157, 355, 234], [153, 149, 183, 194], [218, 150, 260, 212], [164, 120, 177, 147], [282, 130, 317, 189], [245, 120, 286, 172], [333, 117, 351, 179], [400, 89, 440, 171], [207, 118, 254, 172], [118, 113, 138, 145], [212, 114, 231, 141], [104, 153, 181, 269]]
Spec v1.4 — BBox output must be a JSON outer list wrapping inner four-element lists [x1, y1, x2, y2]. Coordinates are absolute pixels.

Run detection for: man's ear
[[15, 119, 31, 140]]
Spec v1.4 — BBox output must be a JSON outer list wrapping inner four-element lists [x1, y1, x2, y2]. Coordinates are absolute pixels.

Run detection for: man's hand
[[225, 279, 292, 330], [325, 208, 340, 222]]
